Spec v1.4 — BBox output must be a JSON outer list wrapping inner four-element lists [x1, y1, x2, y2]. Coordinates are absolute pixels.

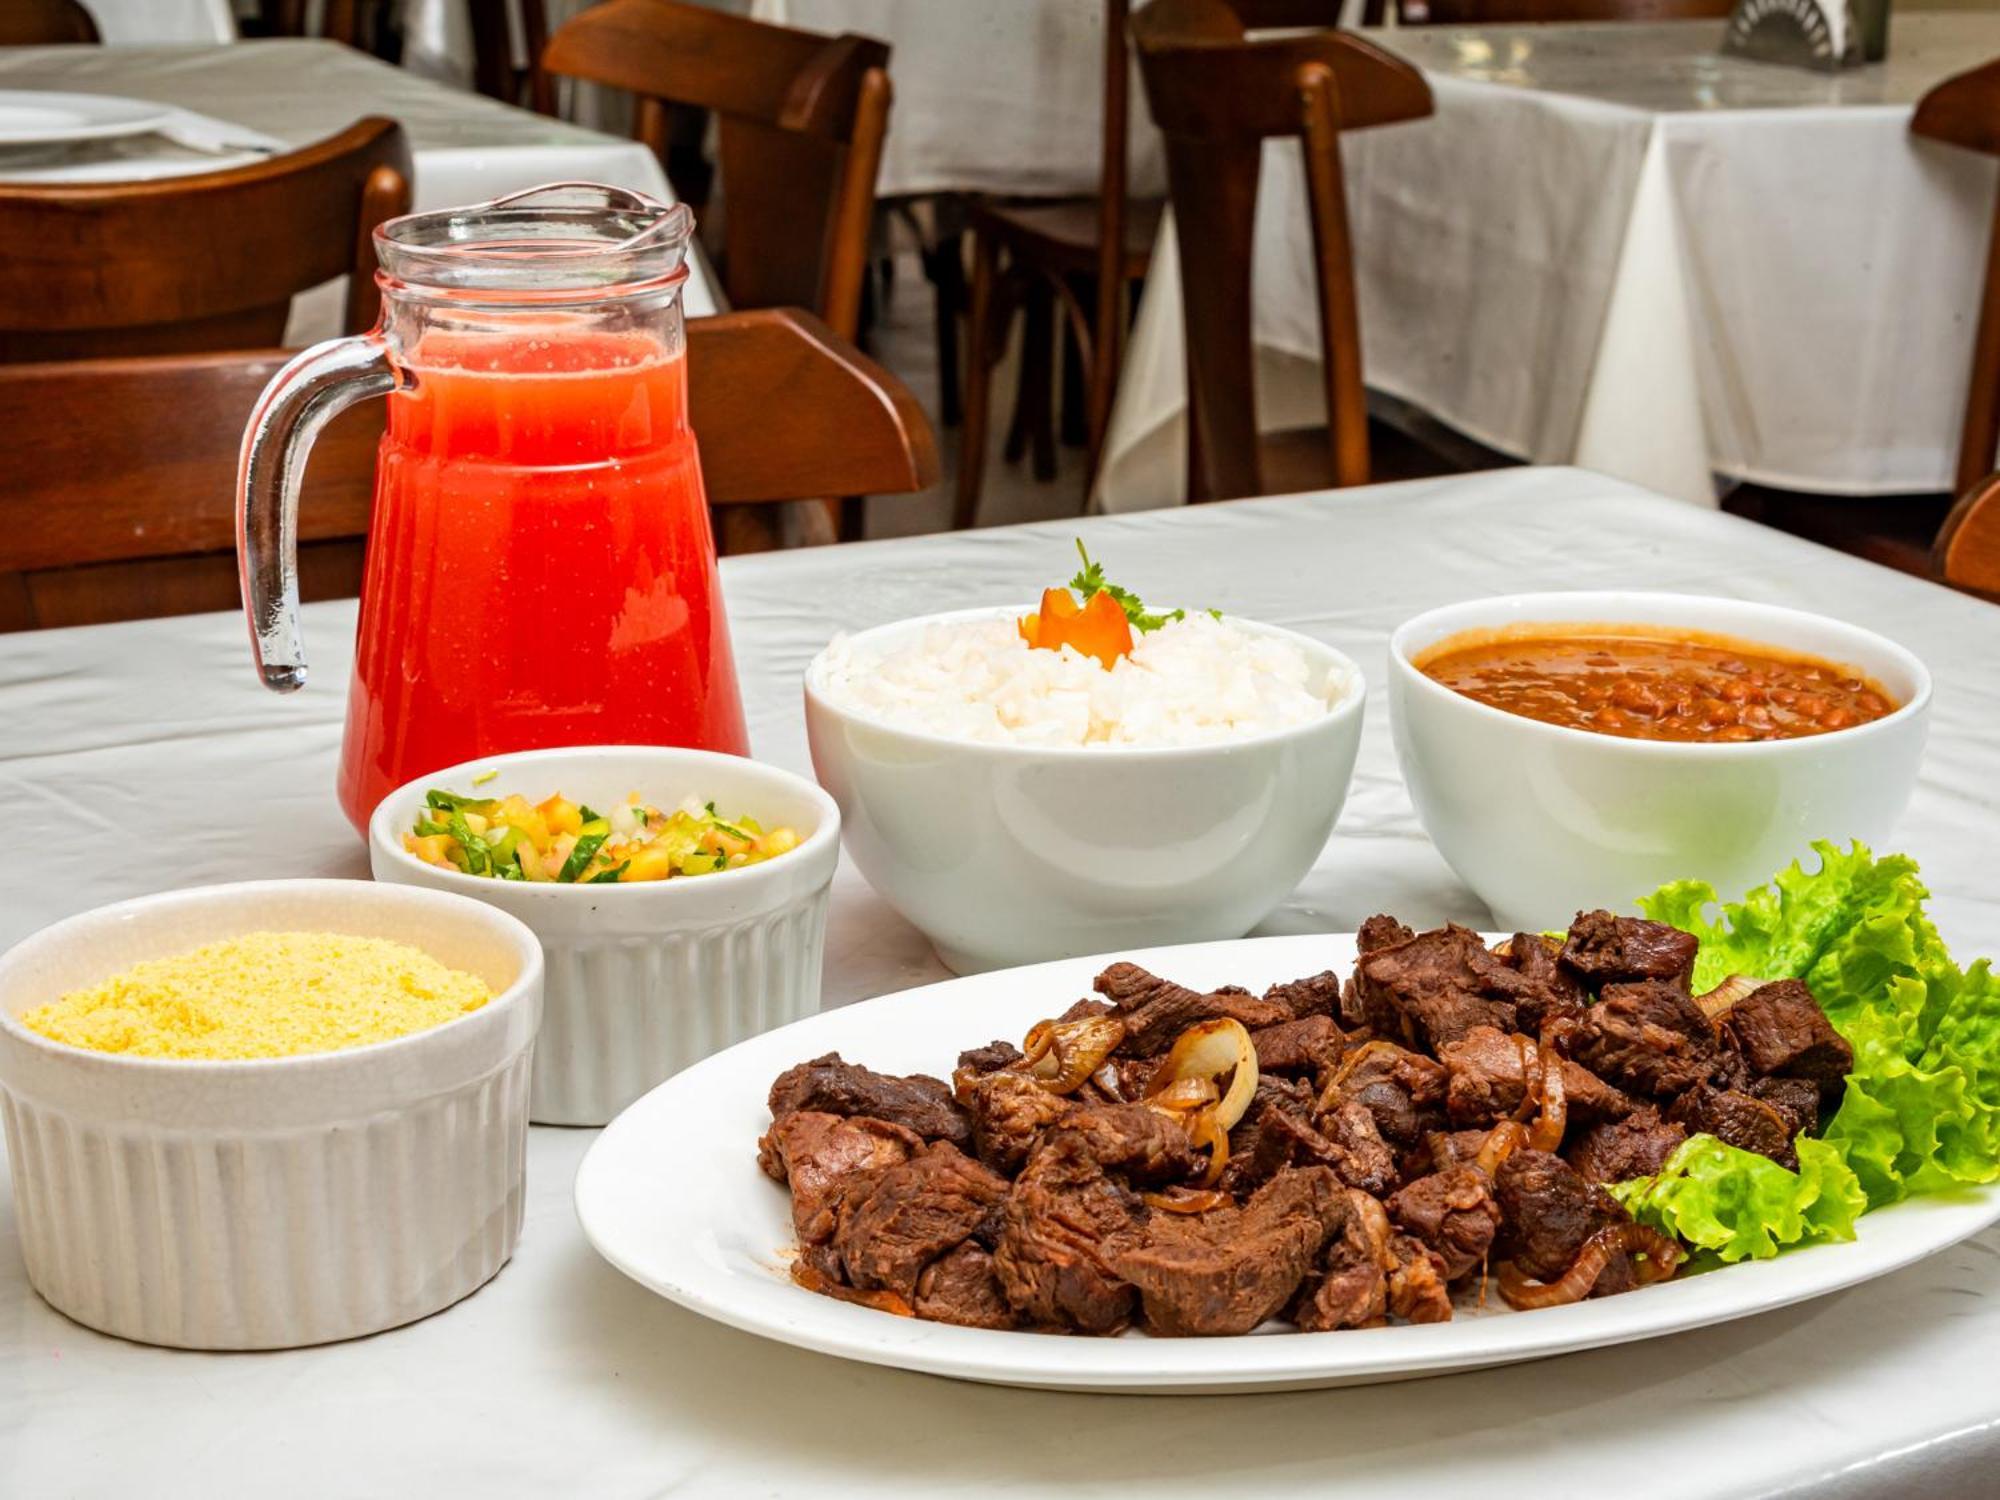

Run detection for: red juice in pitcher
[[237, 186, 748, 834], [335, 330, 749, 828]]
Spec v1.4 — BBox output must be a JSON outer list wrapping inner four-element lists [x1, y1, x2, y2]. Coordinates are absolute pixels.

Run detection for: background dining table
[[0, 38, 718, 336], [1097, 11, 2000, 512], [3, 467, 1999, 1497]]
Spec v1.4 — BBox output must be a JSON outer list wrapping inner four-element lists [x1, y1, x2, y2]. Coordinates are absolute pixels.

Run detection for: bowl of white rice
[[805, 605, 1365, 972]]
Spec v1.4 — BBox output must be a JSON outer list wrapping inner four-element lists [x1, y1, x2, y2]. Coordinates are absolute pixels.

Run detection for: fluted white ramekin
[[368, 747, 840, 1126], [0, 878, 543, 1351]]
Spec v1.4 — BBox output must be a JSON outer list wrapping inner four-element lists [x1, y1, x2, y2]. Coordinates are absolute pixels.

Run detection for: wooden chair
[[537, 0, 890, 346], [1935, 474, 2000, 601], [0, 118, 409, 363], [1360, 0, 1730, 21], [1129, 0, 1434, 501], [0, 309, 939, 631], [0, 0, 99, 43], [953, 0, 1163, 530], [1914, 60, 2000, 499]]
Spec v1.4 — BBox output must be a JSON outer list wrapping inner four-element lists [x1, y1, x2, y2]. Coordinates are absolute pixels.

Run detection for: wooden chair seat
[[0, 309, 936, 632], [970, 196, 1165, 281]]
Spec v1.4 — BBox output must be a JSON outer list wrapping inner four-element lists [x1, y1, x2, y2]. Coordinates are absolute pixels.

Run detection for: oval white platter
[[575, 932, 2000, 1394], [0, 91, 173, 147]]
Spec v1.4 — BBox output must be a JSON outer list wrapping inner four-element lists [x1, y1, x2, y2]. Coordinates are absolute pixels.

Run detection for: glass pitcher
[[239, 183, 750, 833]]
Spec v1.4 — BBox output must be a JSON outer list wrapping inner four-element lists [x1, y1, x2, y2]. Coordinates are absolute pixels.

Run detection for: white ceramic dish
[[0, 879, 542, 1351], [370, 747, 840, 1126], [0, 90, 173, 146], [1389, 592, 1931, 932], [804, 606, 1365, 973], [576, 931, 2000, 1393]]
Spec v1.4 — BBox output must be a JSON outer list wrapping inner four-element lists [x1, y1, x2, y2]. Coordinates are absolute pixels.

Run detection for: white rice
[[812, 611, 1349, 748]]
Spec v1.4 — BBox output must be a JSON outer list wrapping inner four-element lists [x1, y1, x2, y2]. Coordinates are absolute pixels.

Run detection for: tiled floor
[[854, 252, 1101, 543]]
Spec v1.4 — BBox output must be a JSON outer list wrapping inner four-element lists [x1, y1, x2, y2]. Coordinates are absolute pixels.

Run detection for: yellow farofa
[[18, 931, 492, 1061]]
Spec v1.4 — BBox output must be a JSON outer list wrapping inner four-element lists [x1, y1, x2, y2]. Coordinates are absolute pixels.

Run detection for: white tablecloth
[[0, 41, 716, 334], [78, 0, 235, 43], [1099, 14, 2000, 512], [5, 467, 2000, 1498]]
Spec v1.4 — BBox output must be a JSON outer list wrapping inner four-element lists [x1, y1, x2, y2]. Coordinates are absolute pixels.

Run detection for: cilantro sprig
[[1067, 540, 1191, 633]]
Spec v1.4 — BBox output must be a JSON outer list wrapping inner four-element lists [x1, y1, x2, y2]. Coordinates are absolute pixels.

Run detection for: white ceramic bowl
[[369, 747, 840, 1126], [1389, 591, 1932, 932], [804, 606, 1366, 973], [0, 878, 542, 1351]]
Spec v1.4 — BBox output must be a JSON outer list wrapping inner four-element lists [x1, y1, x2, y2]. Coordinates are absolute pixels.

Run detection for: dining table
[[4, 466, 2000, 1498], [0, 38, 718, 336], [1096, 11, 2000, 513]]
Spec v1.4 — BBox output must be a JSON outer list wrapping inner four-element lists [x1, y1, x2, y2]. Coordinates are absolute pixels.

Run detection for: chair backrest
[[0, 118, 410, 363], [0, 0, 99, 43], [1371, 0, 1729, 21], [0, 308, 938, 629], [1913, 60, 2000, 499], [1130, 0, 1432, 501], [1936, 472, 2000, 602], [537, 0, 891, 340]]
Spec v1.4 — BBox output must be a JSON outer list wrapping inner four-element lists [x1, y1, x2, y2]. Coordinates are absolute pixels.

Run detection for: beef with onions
[[757, 908, 1857, 1336]]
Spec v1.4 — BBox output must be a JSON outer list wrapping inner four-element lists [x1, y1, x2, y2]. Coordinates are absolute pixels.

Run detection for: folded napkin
[[0, 106, 286, 184]]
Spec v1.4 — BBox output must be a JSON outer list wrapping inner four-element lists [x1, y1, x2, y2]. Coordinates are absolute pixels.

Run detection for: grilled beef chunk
[[1351, 925, 1527, 1048], [958, 1039, 1025, 1075], [1327, 1041, 1449, 1148], [994, 1133, 1144, 1332], [1561, 981, 1719, 1098], [1057, 997, 1115, 1023], [1223, 1079, 1395, 1197], [1250, 1014, 1346, 1075], [913, 1243, 1020, 1330], [1437, 1025, 1637, 1127], [1294, 1190, 1395, 1331], [1110, 1168, 1348, 1336], [1669, 1084, 1798, 1169], [769, 1053, 972, 1148], [1358, 914, 1417, 955], [758, 1110, 926, 1243], [1559, 911, 1699, 989], [1387, 1166, 1502, 1280], [957, 1069, 1073, 1174], [833, 1143, 1012, 1301], [1751, 1075, 1823, 1137], [1565, 1108, 1687, 1185], [1386, 1233, 1455, 1323], [1093, 963, 1292, 1055], [1722, 980, 1854, 1101], [1505, 933, 1591, 1033], [1494, 1149, 1630, 1293], [1263, 970, 1344, 1020]]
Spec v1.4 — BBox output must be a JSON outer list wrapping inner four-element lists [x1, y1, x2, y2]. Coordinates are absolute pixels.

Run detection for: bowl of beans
[[1387, 591, 1930, 930]]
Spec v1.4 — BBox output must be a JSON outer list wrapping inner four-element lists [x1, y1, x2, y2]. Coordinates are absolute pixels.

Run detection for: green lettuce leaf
[[1608, 1135, 1865, 1262], [1619, 840, 2000, 1254]]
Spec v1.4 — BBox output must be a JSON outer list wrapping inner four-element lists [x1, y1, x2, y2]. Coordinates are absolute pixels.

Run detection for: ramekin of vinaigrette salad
[[367, 746, 842, 1125], [404, 788, 801, 884]]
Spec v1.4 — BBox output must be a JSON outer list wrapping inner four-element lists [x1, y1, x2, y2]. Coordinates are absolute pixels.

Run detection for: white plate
[[575, 932, 2000, 1393], [0, 91, 174, 147]]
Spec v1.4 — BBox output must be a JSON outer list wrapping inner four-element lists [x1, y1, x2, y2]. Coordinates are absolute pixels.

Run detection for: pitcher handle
[[236, 334, 394, 693]]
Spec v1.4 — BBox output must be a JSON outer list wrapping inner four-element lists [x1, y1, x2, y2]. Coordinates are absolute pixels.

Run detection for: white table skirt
[[5, 467, 2000, 1497], [1098, 14, 2000, 513], [0, 41, 717, 334]]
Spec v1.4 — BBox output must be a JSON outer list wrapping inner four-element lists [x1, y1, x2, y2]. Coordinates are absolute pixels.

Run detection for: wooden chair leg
[[837, 495, 866, 542], [953, 229, 1000, 531], [928, 229, 964, 428], [1059, 275, 1089, 450], [1007, 279, 1058, 483]]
